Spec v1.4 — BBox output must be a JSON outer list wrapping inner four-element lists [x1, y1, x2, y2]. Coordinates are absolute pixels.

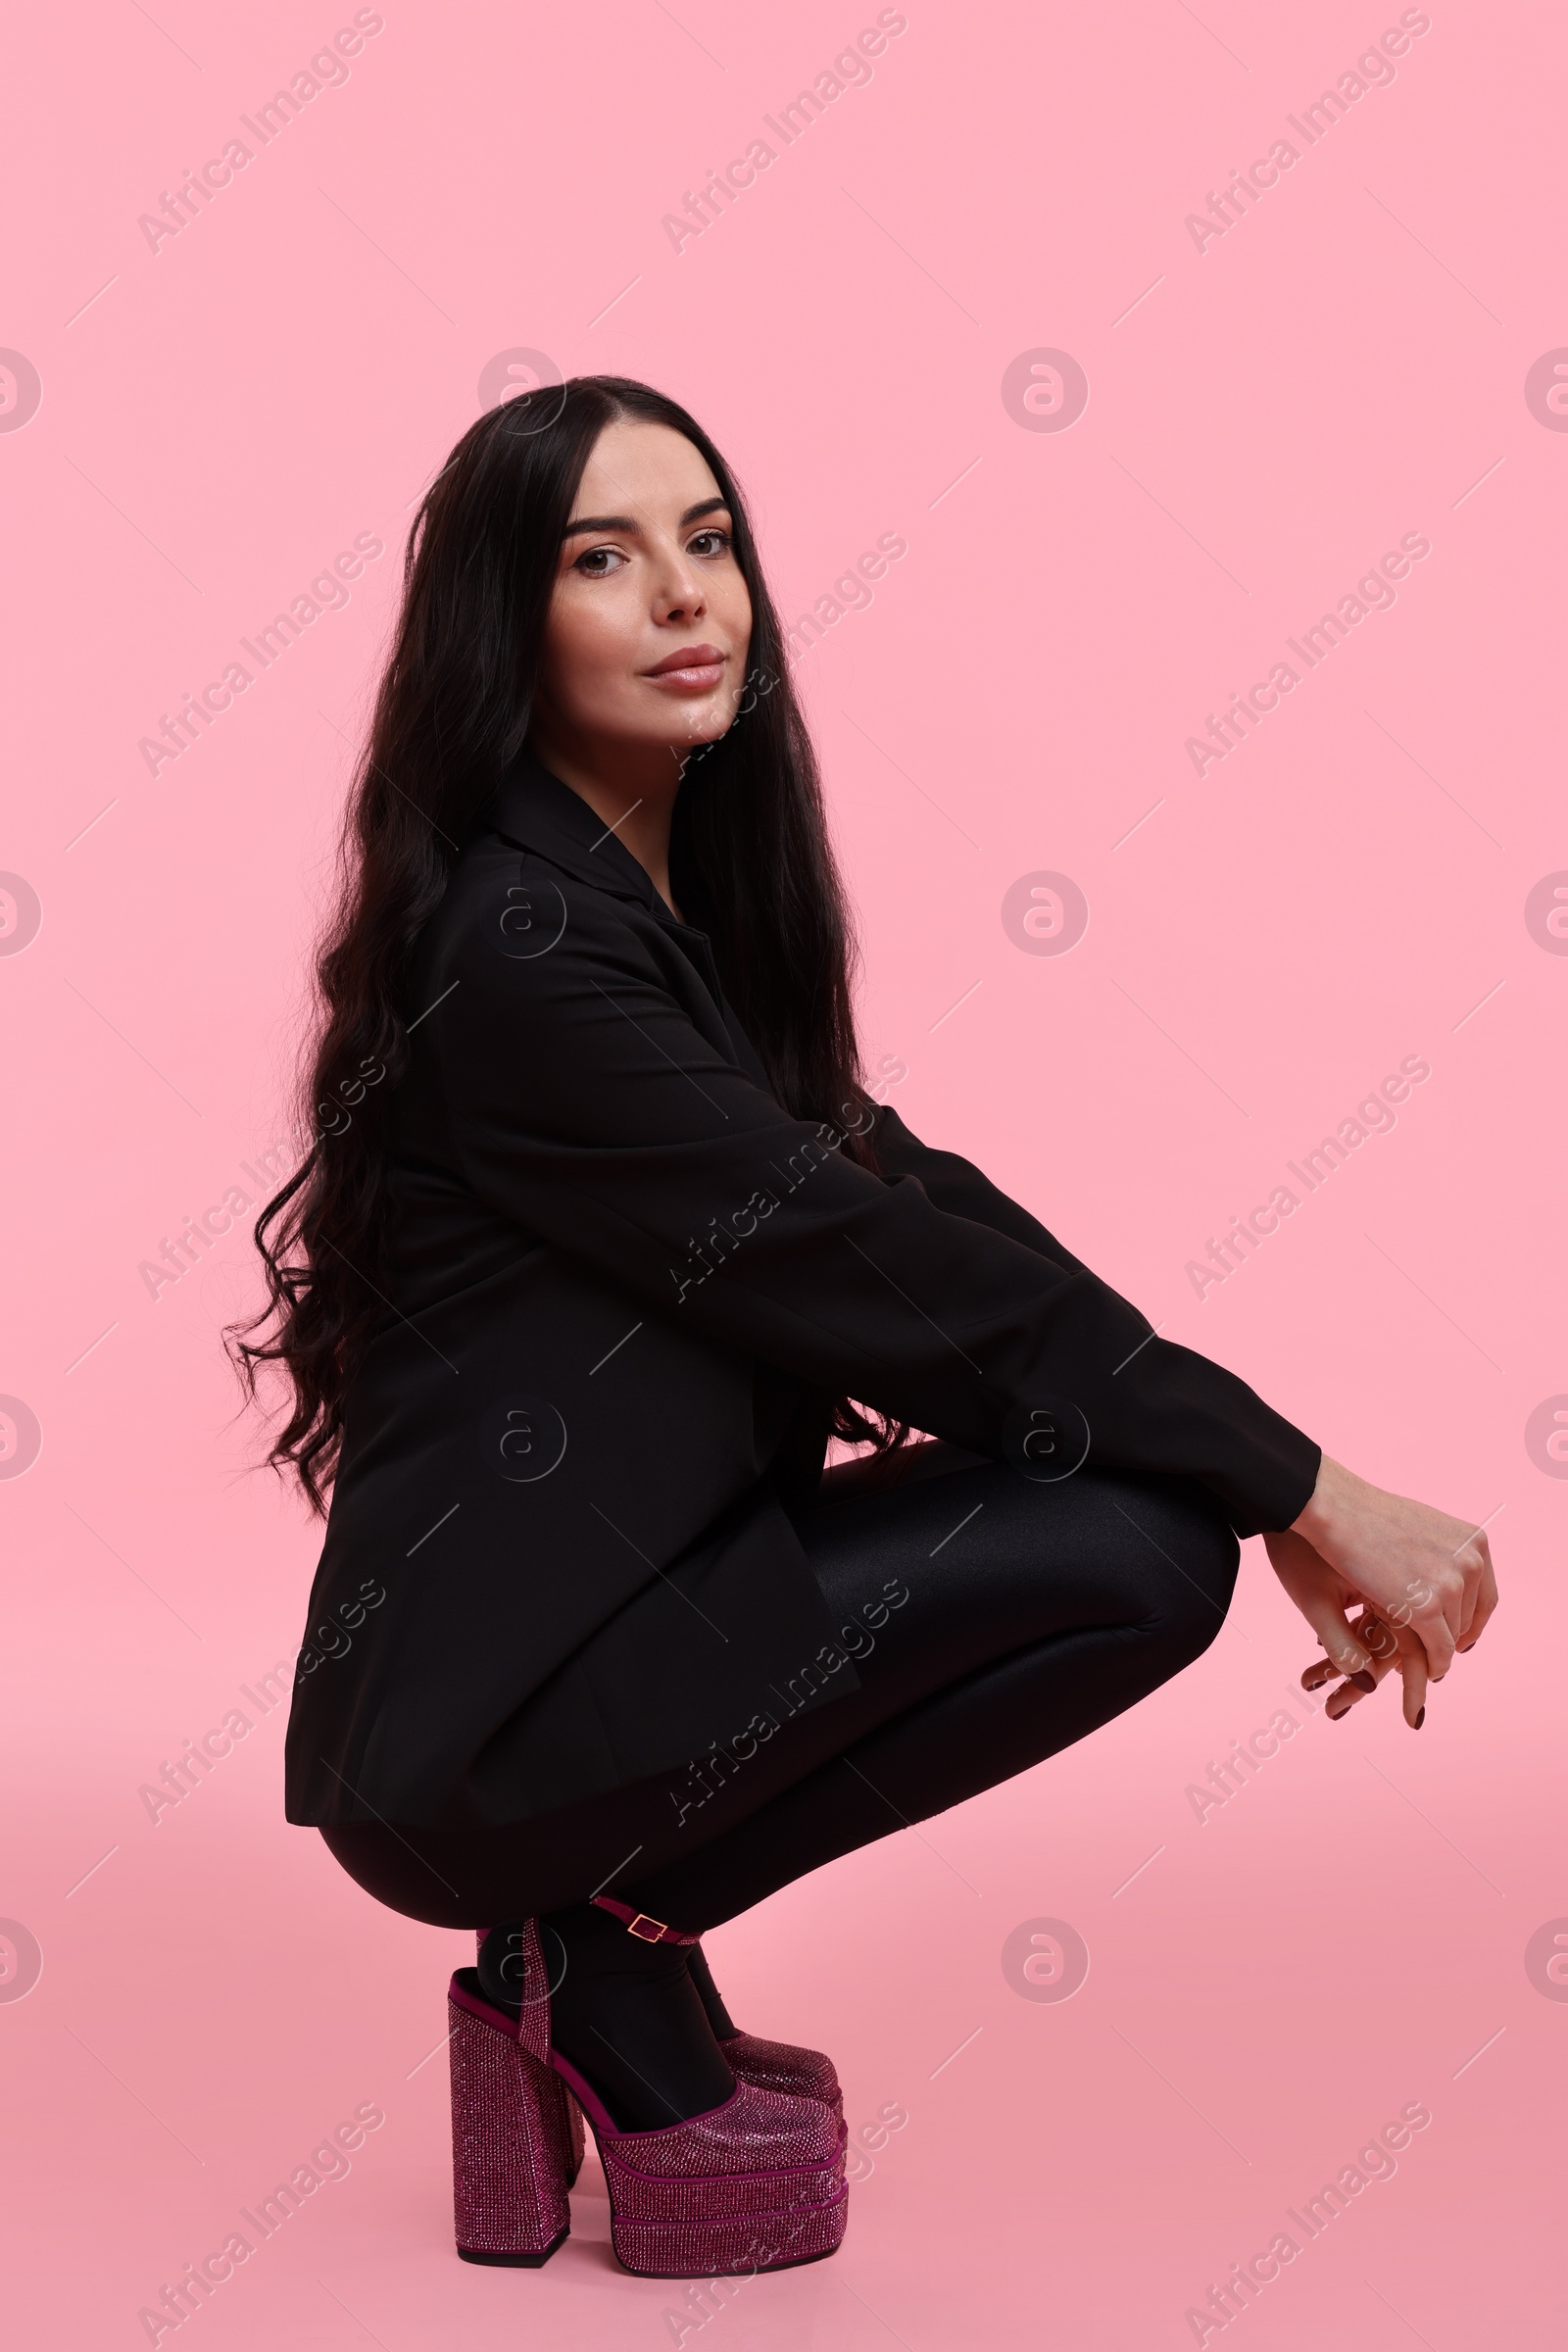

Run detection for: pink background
[[1, 2, 1561, 2344]]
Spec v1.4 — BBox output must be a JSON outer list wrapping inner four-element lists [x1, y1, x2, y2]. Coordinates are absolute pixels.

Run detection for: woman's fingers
[[1459, 1526, 1493, 1627], [1285, 1456, 1494, 1687], [1324, 1671, 1374, 1720], [1356, 1610, 1400, 1670], [1459, 1595, 1495, 1653], [1313, 1613, 1428, 1728], [1457, 1536, 1499, 1650], [1270, 1512, 1479, 1729], [1316, 1609, 1381, 1718], [1293, 1588, 1374, 1681], [1323, 1620, 1388, 1718], [1264, 1528, 1373, 1674], [1369, 1612, 1429, 1728], [1411, 1598, 1457, 1682], [1398, 1644, 1428, 1728]]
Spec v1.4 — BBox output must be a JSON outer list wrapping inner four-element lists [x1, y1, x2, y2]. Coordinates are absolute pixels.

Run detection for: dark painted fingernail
[[1414, 1705, 1425, 1729], [1349, 1671, 1377, 1692], [1329, 1698, 1350, 1720]]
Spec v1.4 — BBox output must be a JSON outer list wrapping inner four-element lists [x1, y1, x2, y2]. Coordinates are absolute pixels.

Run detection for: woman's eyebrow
[[561, 496, 730, 540]]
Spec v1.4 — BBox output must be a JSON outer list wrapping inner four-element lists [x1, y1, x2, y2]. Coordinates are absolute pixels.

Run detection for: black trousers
[[320, 1444, 1241, 1934]]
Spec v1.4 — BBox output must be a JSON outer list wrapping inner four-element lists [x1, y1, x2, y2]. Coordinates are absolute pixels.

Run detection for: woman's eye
[[572, 527, 729, 576], [573, 545, 626, 576]]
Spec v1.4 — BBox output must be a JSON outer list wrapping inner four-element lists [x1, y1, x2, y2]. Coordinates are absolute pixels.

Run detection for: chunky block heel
[[449, 1962, 571, 2266], [474, 1927, 584, 2186]]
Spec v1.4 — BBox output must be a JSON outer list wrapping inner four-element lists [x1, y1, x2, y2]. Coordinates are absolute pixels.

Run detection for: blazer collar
[[482, 741, 767, 1075], [481, 742, 664, 915]]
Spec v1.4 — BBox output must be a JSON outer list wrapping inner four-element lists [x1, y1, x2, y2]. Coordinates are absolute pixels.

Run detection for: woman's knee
[[319, 1824, 480, 1930], [1120, 1480, 1240, 1663]]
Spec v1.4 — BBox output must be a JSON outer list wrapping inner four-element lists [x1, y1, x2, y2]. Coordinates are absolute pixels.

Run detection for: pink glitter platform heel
[[449, 1954, 579, 2265], [449, 1919, 848, 2278], [591, 1897, 845, 2126]]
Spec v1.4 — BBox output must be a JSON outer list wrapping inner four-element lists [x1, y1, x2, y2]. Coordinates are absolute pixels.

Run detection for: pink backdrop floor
[[2, 3, 1562, 2345]]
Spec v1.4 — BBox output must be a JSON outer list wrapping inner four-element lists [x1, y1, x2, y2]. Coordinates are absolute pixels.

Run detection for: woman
[[231, 375, 1496, 2281]]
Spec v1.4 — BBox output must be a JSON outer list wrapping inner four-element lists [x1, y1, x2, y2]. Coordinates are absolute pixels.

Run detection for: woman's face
[[533, 417, 754, 762]]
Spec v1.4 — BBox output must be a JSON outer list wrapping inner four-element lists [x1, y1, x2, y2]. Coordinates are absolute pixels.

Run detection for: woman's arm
[[870, 1110, 1500, 1727], [868, 1101, 1099, 1276], [425, 857, 1320, 1540]]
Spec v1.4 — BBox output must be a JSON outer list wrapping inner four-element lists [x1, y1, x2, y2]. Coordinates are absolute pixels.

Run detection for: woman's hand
[[1262, 1454, 1498, 1728]]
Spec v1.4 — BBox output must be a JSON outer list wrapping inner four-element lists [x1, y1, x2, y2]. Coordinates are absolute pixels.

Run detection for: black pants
[[320, 1445, 1240, 1935]]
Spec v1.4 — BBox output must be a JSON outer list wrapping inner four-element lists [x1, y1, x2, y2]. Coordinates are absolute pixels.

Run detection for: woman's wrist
[[1289, 1450, 1354, 1549]]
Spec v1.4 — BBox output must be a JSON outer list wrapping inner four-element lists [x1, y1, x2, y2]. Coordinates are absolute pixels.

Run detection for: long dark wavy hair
[[226, 374, 907, 1514]]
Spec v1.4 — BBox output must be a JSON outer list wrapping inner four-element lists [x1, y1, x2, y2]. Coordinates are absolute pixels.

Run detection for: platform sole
[[609, 2180, 848, 2279]]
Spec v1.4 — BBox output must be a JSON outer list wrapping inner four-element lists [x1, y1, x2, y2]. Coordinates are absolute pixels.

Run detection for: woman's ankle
[[537, 1901, 736, 2132], [475, 1922, 526, 2016], [683, 1941, 739, 2040]]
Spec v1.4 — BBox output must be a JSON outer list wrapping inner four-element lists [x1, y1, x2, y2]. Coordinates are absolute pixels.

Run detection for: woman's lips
[[642, 648, 726, 691], [643, 661, 725, 691]]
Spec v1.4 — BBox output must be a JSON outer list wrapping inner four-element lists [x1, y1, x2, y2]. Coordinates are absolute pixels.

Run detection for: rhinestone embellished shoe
[[714, 2027, 843, 2124], [450, 1920, 848, 2278]]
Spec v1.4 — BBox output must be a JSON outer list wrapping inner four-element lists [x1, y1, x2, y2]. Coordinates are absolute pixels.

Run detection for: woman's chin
[[669, 703, 735, 747]]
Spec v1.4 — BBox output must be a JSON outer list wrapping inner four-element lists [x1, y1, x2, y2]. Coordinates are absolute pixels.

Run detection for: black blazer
[[283, 747, 1320, 1829]]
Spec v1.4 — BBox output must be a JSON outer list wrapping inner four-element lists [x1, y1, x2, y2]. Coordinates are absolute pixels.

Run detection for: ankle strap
[[590, 1894, 700, 1945]]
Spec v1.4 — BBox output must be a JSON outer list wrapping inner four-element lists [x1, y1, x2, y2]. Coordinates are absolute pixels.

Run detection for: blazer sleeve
[[429, 870, 1321, 1539], [870, 1100, 1102, 1277]]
